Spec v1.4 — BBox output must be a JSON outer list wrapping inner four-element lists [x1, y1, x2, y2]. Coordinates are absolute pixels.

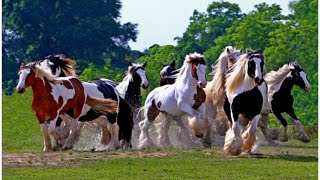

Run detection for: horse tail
[[117, 97, 133, 149], [86, 96, 118, 114]]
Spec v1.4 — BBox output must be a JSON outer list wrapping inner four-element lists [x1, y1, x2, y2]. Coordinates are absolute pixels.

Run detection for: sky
[[120, 0, 291, 51]]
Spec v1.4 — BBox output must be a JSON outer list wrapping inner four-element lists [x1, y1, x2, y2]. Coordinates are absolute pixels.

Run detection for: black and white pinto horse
[[138, 53, 208, 149], [39, 55, 133, 150], [223, 50, 265, 155], [260, 62, 310, 143], [115, 62, 149, 148]]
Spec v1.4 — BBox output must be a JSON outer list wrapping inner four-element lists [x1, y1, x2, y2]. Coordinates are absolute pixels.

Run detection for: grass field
[[3, 91, 318, 179]]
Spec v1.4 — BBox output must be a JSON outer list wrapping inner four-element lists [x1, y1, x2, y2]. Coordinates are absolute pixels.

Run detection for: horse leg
[[286, 108, 310, 143], [40, 123, 52, 152], [224, 120, 242, 155], [273, 111, 289, 142], [223, 101, 242, 155], [156, 113, 172, 147], [138, 102, 159, 149], [174, 117, 197, 147], [104, 122, 120, 151], [242, 114, 261, 153], [258, 112, 278, 146]]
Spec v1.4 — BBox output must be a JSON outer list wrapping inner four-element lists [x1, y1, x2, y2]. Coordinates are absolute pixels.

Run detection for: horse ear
[[170, 60, 175, 68], [246, 49, 253, 54], [240, 49, 243, 53], [129, 62, 133, 66], [20, 61, 26, 67], [143, 61, 147, 68], [226, 48, 230, 53]]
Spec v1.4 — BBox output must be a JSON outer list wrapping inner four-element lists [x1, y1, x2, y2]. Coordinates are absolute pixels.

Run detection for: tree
[[175, 1, 243, 65], [3, 0, 138, 69]]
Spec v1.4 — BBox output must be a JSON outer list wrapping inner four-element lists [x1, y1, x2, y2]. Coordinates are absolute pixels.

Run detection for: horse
[[138, 52, 208, 149], [38, 54, 134, 150], [223, 50, 265, 155], [202, 46, 243, 146], [159, 60, 179, 86], [154, 46, 243, 147], [261, 62, 311, 143], [115, 62, 149, 147], [16, 61, 118, 152]]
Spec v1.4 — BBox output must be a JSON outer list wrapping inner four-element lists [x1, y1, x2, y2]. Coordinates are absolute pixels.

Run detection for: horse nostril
[[196, 134, 203, 138]]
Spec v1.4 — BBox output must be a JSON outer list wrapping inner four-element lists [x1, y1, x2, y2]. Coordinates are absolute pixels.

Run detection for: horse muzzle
[[16, 87, 26, 94], [141, 81, 149, 89], [254, 77, 264, 86], [198, 81, 207, 88], [304, 85, 311, 92]]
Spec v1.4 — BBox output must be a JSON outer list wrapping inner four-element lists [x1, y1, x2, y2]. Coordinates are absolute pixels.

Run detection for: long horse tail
[[86, 96, 118, 114], [117, 97, 133, 149]]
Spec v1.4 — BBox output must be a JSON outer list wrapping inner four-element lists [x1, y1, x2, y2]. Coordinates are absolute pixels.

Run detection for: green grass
[[3, 90, 43, 152], [3, 90, 318, 179], [3, 146, 318, 179]]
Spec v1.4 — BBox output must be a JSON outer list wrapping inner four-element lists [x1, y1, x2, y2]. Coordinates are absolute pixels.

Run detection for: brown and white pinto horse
[[16, 62, 117, 152]]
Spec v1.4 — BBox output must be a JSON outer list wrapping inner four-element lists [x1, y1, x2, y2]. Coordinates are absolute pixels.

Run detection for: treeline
[[2, 0, 317, 125]]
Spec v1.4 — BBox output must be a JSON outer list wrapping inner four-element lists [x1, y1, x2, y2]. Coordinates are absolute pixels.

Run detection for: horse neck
[[30, 77, 50, 98], [279, 76, 295, 93], [124, 79, 142, 110], [177, 64, 198, 88]]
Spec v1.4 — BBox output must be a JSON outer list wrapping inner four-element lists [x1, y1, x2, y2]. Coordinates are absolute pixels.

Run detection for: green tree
[[175, 1, 243, 65], [135, 45, 180, 102], [3, 0, 138, 69]]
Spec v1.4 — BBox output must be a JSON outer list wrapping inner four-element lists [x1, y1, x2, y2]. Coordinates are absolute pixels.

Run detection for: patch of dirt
[[3, 151, 174, 167]]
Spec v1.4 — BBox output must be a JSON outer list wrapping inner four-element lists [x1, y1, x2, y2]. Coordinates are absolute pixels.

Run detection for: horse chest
[[231, 86, 263, 119], [192, 86, 206, 110], [271, 91, 293, 112]]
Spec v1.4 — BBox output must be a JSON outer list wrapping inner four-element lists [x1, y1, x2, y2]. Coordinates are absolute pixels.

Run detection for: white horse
[[138, 52, 207, 149], [223, 50, 265, 155]]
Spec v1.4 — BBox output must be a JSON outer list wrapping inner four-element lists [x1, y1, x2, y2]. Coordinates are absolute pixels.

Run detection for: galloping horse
[[16, 61, 117, 152], [115, 62, 149, 147], [202, 46, 242, 146], [138, 52, 207, 149], [223, 50, 265, 155], [154, 47, 242, 147], [39, 55, 134, 150], [261, 62, 310, 143]]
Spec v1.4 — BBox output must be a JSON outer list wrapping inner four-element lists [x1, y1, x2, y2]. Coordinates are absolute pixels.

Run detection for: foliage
[[174, 1, 244, 65], [135, 45, 180, 102], [79, 63, 124, 83], [2, 0, 138, 69]]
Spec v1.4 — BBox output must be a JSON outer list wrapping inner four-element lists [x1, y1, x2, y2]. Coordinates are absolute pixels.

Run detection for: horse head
[[128, 62, 149, 89], [160, 60, 176, 79], [226, 46, 242, 69], [187, 52, 207, 88], [246, 50, 265, 86], [16, 61, 37, 93], [289, 63, 311, 92]]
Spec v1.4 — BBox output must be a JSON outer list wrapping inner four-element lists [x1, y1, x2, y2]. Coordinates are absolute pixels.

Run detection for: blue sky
[[121, 0, 291, 51]]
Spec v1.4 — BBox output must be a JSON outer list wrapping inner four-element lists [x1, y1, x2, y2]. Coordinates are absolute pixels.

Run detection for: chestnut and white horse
[[138, 53, 207, 149], [223, 50, 265, 155], [38, 55, 133, 151], [16, 61, 117, 152]]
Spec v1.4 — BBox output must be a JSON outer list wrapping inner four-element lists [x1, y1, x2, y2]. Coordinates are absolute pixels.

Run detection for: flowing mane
[[29, 62, 56, 82], [208, 46, 240, 104], [264, 63, 292, 86], [225, 54, 248, 95], [43, 54, 76, 77], [173, 52, 204, 82]]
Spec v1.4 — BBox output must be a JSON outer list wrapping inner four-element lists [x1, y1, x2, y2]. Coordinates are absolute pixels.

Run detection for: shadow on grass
[[249, 153, 318, 162]]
